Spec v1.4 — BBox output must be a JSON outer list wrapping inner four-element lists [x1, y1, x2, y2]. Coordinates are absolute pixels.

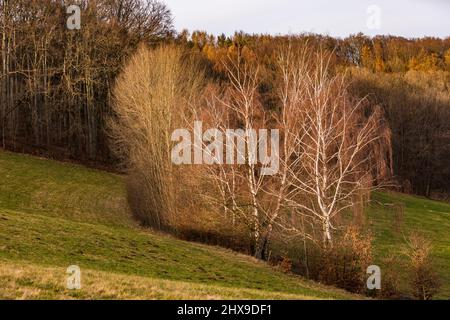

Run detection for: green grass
[[0, 150, 356, 300], [368, 191, 450, 298], [1, 150, 448, 299], [0, 152, 131, 227]]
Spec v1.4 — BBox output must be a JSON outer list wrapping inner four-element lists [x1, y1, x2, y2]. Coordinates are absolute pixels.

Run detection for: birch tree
[[276, 44, 388, 247], [201, 54, 270, 258]]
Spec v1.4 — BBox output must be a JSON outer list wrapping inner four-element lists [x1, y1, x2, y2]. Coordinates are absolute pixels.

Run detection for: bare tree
[[0, 0, 174, 161], [198, 44, 391, 257], [276, 44, 389, 247], [109, 44, 204, 229], [199, 53, 269, 258]]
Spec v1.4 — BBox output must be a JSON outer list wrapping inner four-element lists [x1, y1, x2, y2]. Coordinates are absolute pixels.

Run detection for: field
[[0, 150, 449, 299], [368, 192, 450, 298], [0, 150, 356, 299]]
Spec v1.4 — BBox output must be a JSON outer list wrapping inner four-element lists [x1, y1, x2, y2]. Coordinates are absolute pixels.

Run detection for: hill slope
[[0, 151, 356, 300], [368, 192, 450, 298], [1, 150, 449, 299]]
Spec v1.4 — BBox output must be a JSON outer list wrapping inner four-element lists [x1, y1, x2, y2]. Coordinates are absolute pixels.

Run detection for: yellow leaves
[[445, 48, 450, 69], [361, 45, 374, 70], [374, 57, 386, 73], [408, 49, 441, 72], [202, 44, 216, 61], [199, 43, 258, 74]]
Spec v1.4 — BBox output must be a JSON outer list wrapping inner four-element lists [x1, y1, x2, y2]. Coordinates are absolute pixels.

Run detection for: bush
[[402, 233, 441, 300], [378, 255, 402, 299], [317, 226, 373, 294], [109, 44, 204, 229]]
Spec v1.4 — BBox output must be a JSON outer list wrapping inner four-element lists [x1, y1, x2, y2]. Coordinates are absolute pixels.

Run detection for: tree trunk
[[322, 216, 332, 248]]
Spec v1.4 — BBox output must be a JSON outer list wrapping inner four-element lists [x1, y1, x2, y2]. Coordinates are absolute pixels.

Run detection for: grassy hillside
[[1, 150, 448, 299], [0, 151, 356, 300], [368, 192, 450, 298]]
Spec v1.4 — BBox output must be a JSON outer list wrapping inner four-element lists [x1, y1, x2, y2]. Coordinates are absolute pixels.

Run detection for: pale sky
[[164, 0, 450, 38]]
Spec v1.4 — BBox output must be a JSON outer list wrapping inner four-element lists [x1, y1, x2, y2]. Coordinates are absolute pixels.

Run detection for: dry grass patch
[[0, 261, 337, 300]]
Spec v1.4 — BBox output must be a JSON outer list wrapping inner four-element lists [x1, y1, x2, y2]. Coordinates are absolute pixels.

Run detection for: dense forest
[[1, 1, 449, 197]]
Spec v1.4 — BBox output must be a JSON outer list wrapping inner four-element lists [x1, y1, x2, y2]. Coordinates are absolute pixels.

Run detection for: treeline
[[349, 69, 450, 196], [1, 1, 449, 195], [176, 30, 450, 73], [0, 0, 172, 162], [174, 31, 450, 196]]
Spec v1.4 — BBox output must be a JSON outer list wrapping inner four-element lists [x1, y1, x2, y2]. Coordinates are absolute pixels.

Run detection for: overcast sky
[[164, 0, 450, 38]]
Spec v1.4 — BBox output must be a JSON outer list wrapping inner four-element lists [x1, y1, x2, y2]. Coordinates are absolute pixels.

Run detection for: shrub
[[317, 226, 373, 294], [402, 233, 441, 300], [378, 255, 402, 299], [278, 256, 293, 273], [109, 44, 204, 229]]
